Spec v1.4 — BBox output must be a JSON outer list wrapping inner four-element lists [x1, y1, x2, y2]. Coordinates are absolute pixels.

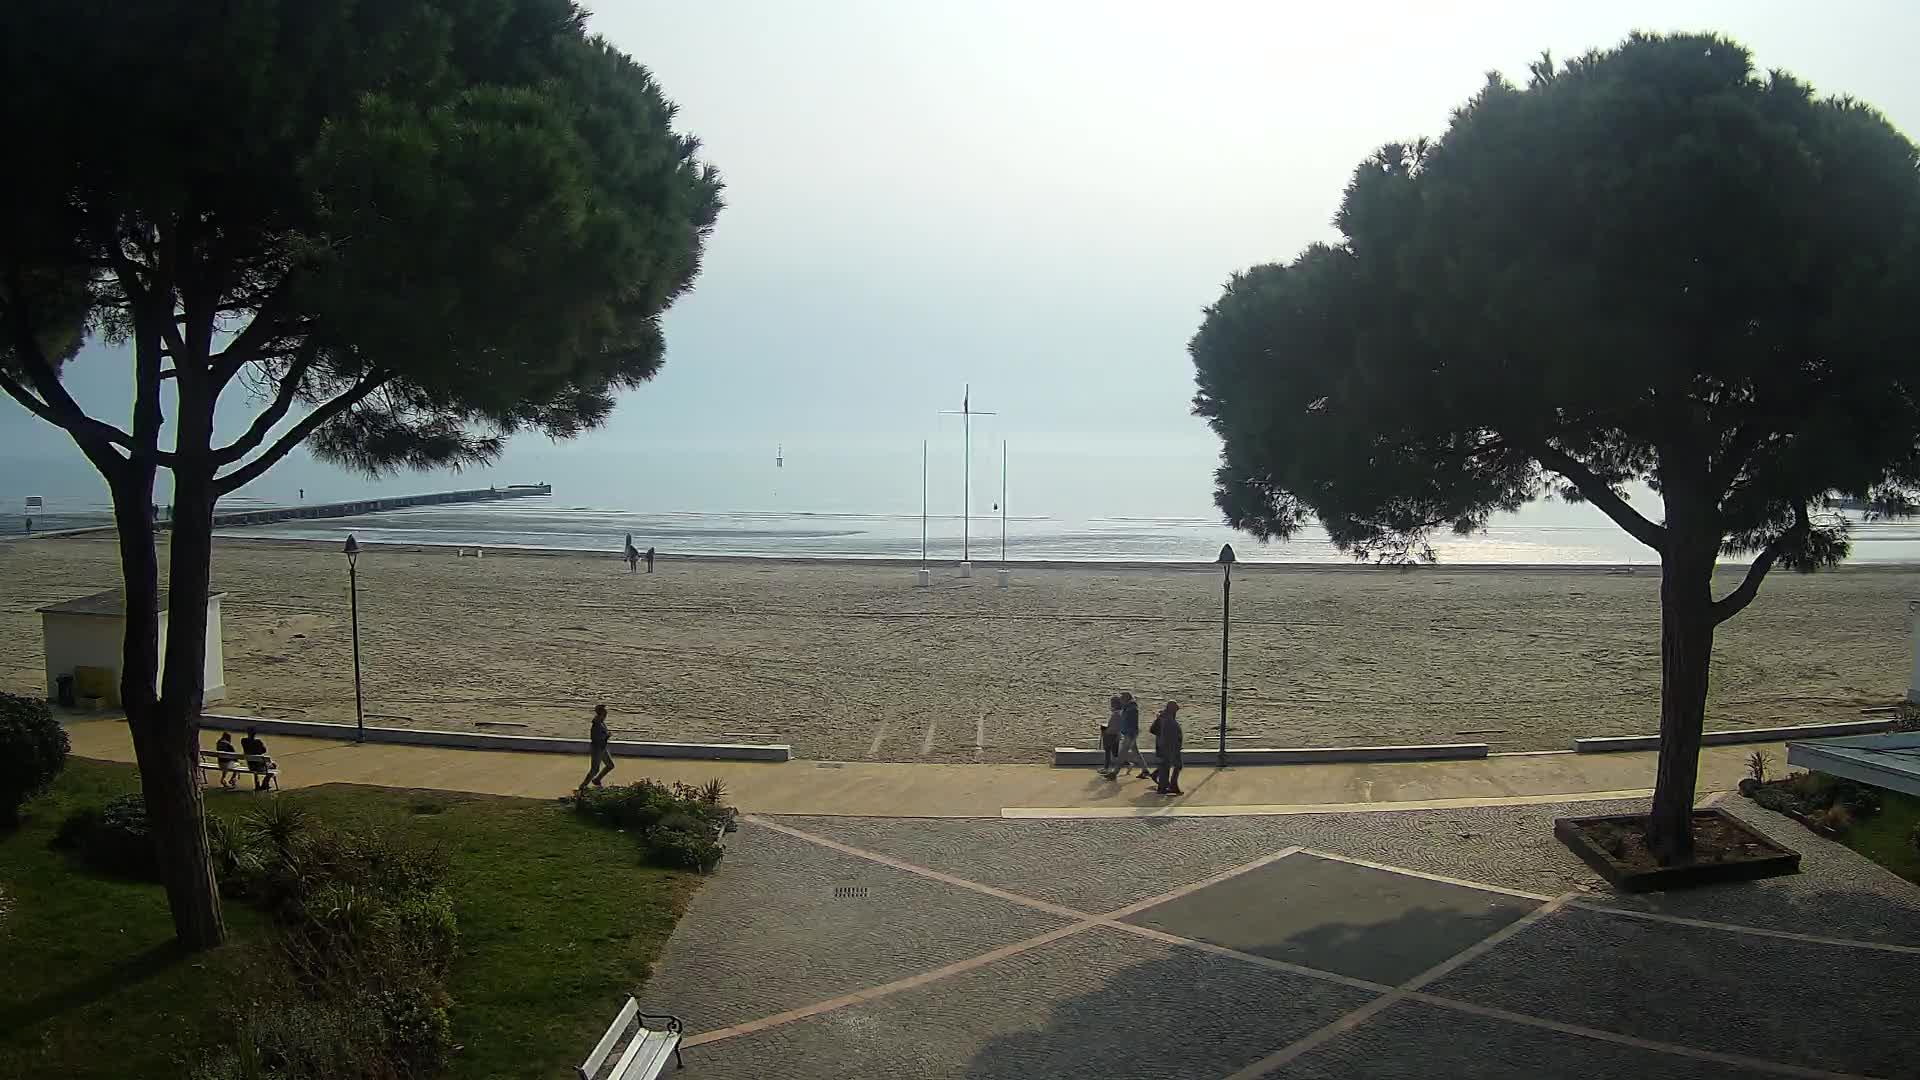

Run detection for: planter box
[[1553, 808, 1800, 893]]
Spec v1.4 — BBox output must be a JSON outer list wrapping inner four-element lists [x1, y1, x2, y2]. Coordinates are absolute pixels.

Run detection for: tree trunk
[[1646, 542, 1717, 865], [150, 438, 226, 949]]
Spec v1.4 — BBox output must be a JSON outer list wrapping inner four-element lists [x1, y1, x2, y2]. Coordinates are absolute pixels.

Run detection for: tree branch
[[1532, 442, 1667, 553], [0, 272, 145, 466], [1711, 502, 1808, 625], [208, 275, 296, 388], [212, 370, 394, 495], [211, 342, 317, 465]]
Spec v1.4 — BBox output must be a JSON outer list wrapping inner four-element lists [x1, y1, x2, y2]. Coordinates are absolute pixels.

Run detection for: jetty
[[205, 484, 551, 529]]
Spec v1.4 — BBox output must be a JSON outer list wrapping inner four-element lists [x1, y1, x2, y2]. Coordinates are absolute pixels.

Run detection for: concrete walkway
[[64, 718, 1782, 817]]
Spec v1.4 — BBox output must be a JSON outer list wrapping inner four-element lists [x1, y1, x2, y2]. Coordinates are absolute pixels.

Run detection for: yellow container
[[72, 665, 118, 708]]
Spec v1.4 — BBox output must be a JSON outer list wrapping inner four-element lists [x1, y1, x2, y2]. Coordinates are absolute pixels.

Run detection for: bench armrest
[[634, 1012, 683, 1036]]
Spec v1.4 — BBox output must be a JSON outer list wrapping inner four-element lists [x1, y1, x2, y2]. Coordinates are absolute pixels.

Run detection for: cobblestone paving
[[1426, 905, 1920, 1078], [668, 926, 1376, 1080], [639, 823, 1072, 1030], [645, 801, 1920, 1079], [1274, 999, 1778, 1080], [1580, 797, 1920, 946], [779, 799, 1631, 909]]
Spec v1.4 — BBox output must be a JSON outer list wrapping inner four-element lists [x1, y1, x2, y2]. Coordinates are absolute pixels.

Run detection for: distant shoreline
[[25, 528, 1920, 575]]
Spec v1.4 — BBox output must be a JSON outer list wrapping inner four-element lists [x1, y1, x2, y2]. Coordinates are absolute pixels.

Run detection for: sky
[[5, 0, 1918, 510]]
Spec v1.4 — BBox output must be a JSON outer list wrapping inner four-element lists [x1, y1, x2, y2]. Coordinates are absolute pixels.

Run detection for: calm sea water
[[9, 442, 1920, 565]]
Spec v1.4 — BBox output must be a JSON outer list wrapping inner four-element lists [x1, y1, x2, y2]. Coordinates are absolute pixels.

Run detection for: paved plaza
[[642, 797, 1920, 1079]]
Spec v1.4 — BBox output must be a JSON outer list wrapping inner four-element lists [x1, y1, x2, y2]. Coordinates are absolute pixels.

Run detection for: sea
[[9, 441, 1920, 566]]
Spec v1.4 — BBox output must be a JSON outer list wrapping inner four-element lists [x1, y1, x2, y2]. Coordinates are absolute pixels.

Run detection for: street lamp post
[[1217, 543, 1235, 768], [344, 533, 365, 743]]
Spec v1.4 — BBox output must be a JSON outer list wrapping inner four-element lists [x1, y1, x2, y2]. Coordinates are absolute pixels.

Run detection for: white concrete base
[[1571, 718, 1893, 753], [198, 713, 792, 761], [959, 561, 973, 579], [916, 568, 931, 588], [1052, 743, 1489, 767], [996, 569, 1010, 588]]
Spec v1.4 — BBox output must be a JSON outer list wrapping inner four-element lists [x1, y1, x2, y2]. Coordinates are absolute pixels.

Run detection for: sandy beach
[[1, 535, 1912, 763]]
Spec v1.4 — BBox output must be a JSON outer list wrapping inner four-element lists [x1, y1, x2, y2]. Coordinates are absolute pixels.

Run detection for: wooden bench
[[197, 749, 278, 790], [579, 997, 682, 1080]]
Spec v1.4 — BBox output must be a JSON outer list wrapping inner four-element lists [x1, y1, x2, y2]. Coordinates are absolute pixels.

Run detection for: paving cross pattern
[[640, 798, 1920, 1079]]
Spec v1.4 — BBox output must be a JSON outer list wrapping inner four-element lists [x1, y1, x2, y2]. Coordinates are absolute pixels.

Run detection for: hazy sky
[[6, 1, 1918, 498]]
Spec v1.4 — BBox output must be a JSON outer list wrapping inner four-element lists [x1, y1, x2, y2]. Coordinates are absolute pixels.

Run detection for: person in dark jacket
[[1099, 695, 1122, 778], [1151, 702, 1184, 795], [581, 705, 615, 789], [1116, 692, 1150, 779]]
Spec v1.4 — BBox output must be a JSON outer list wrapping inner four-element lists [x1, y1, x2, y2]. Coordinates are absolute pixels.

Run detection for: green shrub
[[208, 814, 267, 896], [65, 792, 160, 879], [0, 691, 68, 827], [51, 804, 103, 850], [373, 982, 453, 1075], [573, 777, 732, 870], [647, 825, 723, 872]]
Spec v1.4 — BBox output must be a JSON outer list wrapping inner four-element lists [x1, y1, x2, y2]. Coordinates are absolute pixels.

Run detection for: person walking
[[1115, 692, 1150, 779], [1152, 702, 1184, 795], [1099, 695, 1122, 779], [581, 704, 616, 789], [644, 546, 656, 574]]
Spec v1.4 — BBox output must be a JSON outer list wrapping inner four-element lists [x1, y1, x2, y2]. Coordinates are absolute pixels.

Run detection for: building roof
[[1786, 731, 1920, 798], [37, 589, 225, 617]]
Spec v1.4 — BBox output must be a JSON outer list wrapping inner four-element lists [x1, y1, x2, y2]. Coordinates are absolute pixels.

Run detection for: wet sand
[[1, 536, 1911, 762]]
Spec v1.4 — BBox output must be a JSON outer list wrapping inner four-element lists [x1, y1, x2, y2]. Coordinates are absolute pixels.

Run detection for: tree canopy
[[0, 0, 722, 947], [1194, 33, 1920, 571], [1, 0, 722, 488], [1190, 32, 1920, 860]]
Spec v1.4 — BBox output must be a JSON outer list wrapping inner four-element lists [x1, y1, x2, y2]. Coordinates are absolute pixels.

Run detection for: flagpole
[[1000, 440, 1007, 566], [962, 384, 970, 565], [921, 439, 928, 569]]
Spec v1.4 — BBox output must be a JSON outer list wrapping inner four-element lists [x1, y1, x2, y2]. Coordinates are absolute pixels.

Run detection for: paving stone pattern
[[1125, 853, 1539, 984], [1426, 905, 1920, 1078], [1274, 999, 1781, 1080], [780, 799, 1627, 909], [1584, 796, 1920, 947], [640, 823, 1072, 1030], [672, 925, 1378, 1080], [644, 802, 1920, 1079]]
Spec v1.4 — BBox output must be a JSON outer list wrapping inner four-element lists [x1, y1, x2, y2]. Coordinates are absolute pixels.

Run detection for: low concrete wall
[[1571, 718, 1894, 754], [199, 713, 790, 762], [1052, 743, 1489, 767]]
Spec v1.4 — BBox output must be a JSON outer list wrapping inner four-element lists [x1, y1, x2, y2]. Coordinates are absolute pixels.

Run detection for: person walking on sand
[[1151, 702, 1184, 796], [1115, 692, 1150, 779], [1099, 695, 1122, 779], [581, 705, 616, 789], [644, 546, 656, 574]]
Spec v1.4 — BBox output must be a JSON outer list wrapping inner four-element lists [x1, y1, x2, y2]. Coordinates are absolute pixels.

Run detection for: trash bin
[[55, 673, 75, 708]]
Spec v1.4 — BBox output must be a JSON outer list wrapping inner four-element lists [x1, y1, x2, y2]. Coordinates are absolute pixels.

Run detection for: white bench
[[579, 997, 682, 1080], [197, 749, 278, 790]]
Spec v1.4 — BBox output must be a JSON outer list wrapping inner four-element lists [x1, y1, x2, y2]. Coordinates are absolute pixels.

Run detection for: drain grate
[[832, 886, 869, 900]]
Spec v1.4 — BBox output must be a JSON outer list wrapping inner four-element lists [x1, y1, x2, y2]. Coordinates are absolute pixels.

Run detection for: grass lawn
[[0, 758, 702, 1080], [1842, 788, 1920, 886]]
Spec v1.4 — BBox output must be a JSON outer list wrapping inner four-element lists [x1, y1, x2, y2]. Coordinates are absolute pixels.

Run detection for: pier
[[204, 484, 551, 529]]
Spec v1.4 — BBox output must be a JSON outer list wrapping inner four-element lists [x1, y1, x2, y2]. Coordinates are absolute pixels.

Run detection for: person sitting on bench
[[240, 727, 275, 791], [213, 731, 241, 789]]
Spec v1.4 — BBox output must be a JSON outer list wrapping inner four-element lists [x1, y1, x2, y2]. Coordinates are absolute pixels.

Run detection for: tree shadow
[[0, 938, 188, 1032], [961, 905, 1490, 1079]]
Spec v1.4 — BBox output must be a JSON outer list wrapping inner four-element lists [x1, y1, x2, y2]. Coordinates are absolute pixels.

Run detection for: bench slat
[[579, 996, 640, 1079], [612, 1031, 679, 1080]]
